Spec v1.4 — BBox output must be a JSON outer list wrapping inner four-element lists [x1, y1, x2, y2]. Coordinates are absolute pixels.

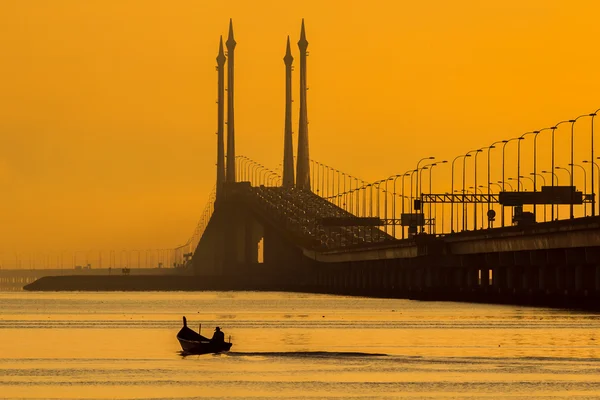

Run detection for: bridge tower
[[216, 36, 226, 200], [282, 36, 295, 188], [296, 19, 311, 191], [226, 19, 237, 183]]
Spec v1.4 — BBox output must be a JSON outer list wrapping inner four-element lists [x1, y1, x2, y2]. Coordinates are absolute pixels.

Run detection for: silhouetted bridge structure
[[180, 20, 600, 309], [23, 20, 600, 310], [188, 182, 600, 309]]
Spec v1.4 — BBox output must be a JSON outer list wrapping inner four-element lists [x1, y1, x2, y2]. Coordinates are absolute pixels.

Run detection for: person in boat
[[211, 326, 225, 343]]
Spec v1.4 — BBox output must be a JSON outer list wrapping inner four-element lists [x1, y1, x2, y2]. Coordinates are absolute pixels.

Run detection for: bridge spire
[[282, 36, 295, 188], [216, 36, 226, 200], [226, 18, 237, 183], [295, 19, 311, 191]]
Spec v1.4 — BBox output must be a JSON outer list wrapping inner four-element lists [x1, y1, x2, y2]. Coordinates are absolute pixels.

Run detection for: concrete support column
[[467, 267, 479, 289], [506, 266, 514, 291], [480, 268, 489, 287], [538, 266, 546, 292], [521, 266, 529, 292], [575, 265, 583, 293], [458, 268, 466, 290], [494, 267, 505, 291], [555, 266, 563, 292]]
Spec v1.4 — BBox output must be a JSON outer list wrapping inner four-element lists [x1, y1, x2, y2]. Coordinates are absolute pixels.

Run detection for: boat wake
[[224, 351, 387, 358]]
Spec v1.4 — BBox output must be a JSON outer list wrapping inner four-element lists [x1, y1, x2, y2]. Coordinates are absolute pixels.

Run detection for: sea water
[[1, 291, 600, 399]]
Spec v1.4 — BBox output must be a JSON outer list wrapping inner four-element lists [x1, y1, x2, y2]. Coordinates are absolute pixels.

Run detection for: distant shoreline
[[21, 275, 600, 312]]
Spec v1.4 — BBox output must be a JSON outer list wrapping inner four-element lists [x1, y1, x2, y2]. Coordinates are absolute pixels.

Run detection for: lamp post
[[507, 177, 522, 191], [590, 109, 600, 216], [472, 149, 484, 231], [355, 178, 363, 216], [532, 128, 553, 221], [555, 166, 571, 218], [451, 154, 471, 233], [391, 173, 404, 238], [489, 182, 503, 192], [400, 172, 411, 239], [418, 166, 430, 232], [420, 162, 439, 232], [470, 186, 485, 229], [501, 138, 520, 227], [501, 180, 514, 192], [335, 169, 341, 206], [245, 159, 255, 184], [250, 163, 261, 186], [569, 115, 590, 218], [517, 132, 534, 191], [416, 157, 435, 201], [569, 163, 587, 216], [542, 169, 560, 220], [520, 175, 535, 190], [373, 179, 386, 218], [463, 150, 480, 231], [309, 160, 315, 190], [487, 141, 502, 229], [555, 166, 571, 181], [530, 172, 547, 222], [312, 160, 319, 195], [259, 167, 270, 185], [585, 159, 600, 217], [542, 170, 559, 221], [479, 184, 492, 228], [428, 162, 446, 233], [383, 176, 395, 234], [415, 156, 435, 225], [362, 183, 371, 217], [551, 120, 571, 219]]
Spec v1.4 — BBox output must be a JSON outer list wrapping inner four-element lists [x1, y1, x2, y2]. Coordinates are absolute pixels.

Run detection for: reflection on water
[[1, 291, 600, 399]]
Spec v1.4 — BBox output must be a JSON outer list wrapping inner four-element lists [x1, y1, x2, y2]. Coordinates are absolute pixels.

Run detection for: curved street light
[[542, 169, 560, 220], [569, 115, 590, 218], [502, 180, 514, 192], [501, 138, 521, 227], [428, 161, 446, 233], [471, 149, 484, 231], [589, 109, 600, 216], [517, 132, 534, 190], [451, 154, 471, 233], [520, 175, 535, 190], [569, 162, 587, 216], [530, 172, 547, 222], [507, 177, 522, 191], [486, 141, 503, 229], [532, 128, 553, 221], [550, 120, 571, 219]]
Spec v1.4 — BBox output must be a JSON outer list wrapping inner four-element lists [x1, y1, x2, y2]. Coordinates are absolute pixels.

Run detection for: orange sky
[[1, 1, 600, 265]]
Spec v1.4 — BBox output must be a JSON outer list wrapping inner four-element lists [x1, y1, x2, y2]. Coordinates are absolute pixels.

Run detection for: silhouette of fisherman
[[211, 326, 225, 343]]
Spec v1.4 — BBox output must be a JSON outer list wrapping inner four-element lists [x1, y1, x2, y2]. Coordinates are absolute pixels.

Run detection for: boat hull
[[178, 337, 233, 355]]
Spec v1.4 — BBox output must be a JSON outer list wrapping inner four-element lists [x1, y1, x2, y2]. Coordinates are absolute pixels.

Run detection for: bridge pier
[[480, 268, 490, 288]]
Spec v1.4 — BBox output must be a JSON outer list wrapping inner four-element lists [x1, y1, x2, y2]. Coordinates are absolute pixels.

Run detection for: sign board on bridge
[[401, 213, 425, 227], [498, 186, 583, 206]]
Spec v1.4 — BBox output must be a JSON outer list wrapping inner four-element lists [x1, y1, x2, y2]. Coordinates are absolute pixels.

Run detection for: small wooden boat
[[176, 316, 233, 355]]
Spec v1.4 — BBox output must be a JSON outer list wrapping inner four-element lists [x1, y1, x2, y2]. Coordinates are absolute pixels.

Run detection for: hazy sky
[[1, 0, 600, 258]]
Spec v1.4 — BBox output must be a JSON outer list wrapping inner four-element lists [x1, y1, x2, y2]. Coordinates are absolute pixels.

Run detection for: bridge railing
[[173, 185, 216, 268]]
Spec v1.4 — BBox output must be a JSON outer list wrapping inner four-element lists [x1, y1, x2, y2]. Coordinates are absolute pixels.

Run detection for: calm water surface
[[1, 291, 600, 399]]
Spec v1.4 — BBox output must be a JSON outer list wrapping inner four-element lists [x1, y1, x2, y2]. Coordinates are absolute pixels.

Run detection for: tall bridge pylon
[[215, 37, 226, 200], [282, 36, 295, 188], [296, 19, 311, 191], [226, 19, 236, 183]]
